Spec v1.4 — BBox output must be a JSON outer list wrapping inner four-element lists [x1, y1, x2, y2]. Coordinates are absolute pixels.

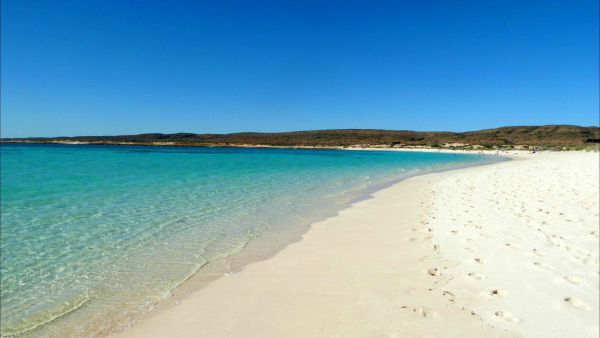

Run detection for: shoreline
[[105, 152, 507, 337], [117, 150, 599, 337], [115, 155, 513, 337]]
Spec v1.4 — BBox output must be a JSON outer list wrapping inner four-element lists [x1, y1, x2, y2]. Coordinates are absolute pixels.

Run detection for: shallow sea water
[[0, 144, 500, 337]]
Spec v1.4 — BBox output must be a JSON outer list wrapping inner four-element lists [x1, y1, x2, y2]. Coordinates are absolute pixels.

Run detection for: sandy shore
[[118, 151, 599, 338]]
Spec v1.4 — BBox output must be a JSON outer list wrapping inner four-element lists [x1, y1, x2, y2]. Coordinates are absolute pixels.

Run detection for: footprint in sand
[[504, 243, 521, 250], [468, 272, 485, 280], [413, 306, 437, 318], [532, 248, 546, 256], [427, 268, 441, 276], [533, 261, 555, 270], [480, 289, 508, 300], [563, 297, 593, 310], [494, 311, 521, 323], [563, 276, 583, 285]]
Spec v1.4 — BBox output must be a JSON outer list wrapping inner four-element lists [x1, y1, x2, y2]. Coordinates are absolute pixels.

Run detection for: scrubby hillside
[[3, 125, 599, 149]]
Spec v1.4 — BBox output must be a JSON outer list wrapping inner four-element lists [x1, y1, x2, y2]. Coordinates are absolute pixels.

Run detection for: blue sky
[[1, 0, 598, 137]]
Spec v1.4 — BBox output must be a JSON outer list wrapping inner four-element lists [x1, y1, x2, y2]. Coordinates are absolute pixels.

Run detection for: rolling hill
[[2, 125, 599, 150]]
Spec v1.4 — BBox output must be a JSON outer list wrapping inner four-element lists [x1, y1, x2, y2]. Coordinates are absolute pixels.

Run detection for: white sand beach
[[118, 151, 599, 338]]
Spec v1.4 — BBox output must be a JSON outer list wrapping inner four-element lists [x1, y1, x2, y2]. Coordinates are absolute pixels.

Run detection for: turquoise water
[[0, 144, 500, 337]]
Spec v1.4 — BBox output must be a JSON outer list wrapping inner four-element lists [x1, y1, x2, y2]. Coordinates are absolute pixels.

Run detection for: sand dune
[[118, 151, 598, 338]]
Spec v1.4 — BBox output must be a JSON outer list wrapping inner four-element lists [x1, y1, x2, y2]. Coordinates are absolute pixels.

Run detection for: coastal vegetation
[[3, 125, 599, 150]]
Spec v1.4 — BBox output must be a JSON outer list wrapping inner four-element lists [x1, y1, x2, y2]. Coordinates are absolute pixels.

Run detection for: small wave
[[1, 293, 90, 337], [174, 260, 209, 287]]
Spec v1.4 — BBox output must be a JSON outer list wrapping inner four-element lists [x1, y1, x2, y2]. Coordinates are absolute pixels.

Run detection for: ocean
[[0, 143, 500, 337]]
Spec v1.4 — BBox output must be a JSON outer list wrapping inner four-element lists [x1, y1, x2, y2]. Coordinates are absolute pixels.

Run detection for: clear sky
[[1, 0, 598, 137]]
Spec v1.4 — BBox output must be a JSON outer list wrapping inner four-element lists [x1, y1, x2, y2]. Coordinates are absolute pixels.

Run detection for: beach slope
[[119, 151, 598, 338]]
